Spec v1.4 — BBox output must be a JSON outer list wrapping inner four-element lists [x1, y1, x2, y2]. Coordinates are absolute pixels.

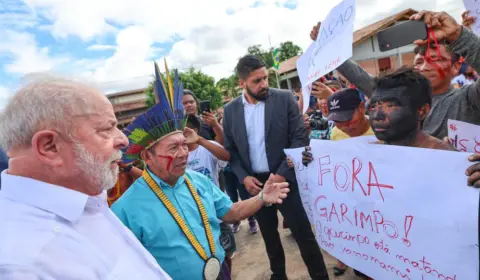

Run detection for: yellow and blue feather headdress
[[122, 60, 185, 163]]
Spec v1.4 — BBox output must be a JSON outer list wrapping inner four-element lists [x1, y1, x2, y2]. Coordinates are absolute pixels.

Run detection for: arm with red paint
[[411, 11, 480, 107]]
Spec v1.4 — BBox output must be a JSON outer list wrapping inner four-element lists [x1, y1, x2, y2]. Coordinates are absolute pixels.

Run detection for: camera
[[309, 110, 329, 131]]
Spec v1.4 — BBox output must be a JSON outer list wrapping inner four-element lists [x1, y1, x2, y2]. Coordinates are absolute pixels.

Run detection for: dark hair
[[186, 115, 201, 130], [183, 89, 195, 97], [374, 67, 432, 110], [236, 55, 266, 80], [413, 41, 460, 63]]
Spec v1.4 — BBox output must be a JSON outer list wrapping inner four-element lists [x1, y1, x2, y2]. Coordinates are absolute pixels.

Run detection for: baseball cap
[[327, 88, 362, 122]]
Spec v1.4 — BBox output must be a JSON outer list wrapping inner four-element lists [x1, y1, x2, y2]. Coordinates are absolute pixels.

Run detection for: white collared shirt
[[242, 93, 269, 173], [0, 171, 171, 280]]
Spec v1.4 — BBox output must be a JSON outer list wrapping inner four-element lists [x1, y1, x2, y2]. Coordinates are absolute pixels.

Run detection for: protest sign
[[284, 148, 313, 224], [296, 44, 314, 109], [296, 0, 356, 113], [448, 119, 480, 153], [286, 140, 479, 279], [463, 0, 480, 35]]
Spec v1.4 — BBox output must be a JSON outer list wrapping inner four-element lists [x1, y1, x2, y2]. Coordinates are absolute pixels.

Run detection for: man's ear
[[358, 102, 366, 115], [418, 104, 431, 121], [140, 149, 151, 164], [31, 130, 64, 167], [238, 79, 246, 89]]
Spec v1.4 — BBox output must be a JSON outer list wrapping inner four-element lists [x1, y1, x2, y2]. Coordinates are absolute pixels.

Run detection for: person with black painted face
[[301, 67, 480, 280], [311, 10, 480, 140], [303, 67, 480, 185], [369, 68, 455, 150]]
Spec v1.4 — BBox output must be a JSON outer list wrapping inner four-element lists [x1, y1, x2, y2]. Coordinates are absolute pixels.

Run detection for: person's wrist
[[447, 25, 463, 43], [257, 190, 272, 207], [198, 136, 206, 145]]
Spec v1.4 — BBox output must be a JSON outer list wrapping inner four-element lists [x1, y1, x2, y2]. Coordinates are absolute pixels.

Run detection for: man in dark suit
[[0, 149, 8, 187], [223, 55, 329, 280]]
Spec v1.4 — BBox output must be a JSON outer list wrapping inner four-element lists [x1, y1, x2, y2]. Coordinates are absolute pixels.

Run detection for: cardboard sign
[[463, 0, 480, 36], [285, 140, 479, 279], [296, 0, 356, 113]]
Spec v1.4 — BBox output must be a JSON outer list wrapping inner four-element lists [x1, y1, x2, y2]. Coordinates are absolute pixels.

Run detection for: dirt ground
[[231, 216, 362, 280]]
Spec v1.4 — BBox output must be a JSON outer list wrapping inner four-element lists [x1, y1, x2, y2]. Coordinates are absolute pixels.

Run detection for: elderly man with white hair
[[0, 77, 172, 279]]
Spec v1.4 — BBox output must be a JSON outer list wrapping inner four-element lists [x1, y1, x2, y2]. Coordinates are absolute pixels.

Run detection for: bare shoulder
[[428, 136, 458, 151]]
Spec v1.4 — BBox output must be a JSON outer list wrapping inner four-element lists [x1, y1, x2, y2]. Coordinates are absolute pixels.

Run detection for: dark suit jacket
[[223, 88, 308, 184], [0, 149, 8, 187]]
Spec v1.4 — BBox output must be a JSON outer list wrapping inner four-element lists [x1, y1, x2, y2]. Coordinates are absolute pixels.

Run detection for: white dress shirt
[[0, 171, 171, 280], [242, 93, 269, 173]]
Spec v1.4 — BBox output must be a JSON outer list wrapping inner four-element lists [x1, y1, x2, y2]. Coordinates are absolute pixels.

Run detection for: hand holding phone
[[377, 20, 428, 52], [199, 100, 211, 113]]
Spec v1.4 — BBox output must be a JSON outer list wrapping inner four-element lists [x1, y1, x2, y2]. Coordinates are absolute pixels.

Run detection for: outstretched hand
[[262, 174, 290, 205]]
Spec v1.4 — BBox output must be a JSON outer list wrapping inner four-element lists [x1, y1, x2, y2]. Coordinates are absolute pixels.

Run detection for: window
[[378, 57, 392, 72]]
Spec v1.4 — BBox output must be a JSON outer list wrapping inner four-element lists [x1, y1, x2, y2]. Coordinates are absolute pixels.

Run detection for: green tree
[[247, 45, 274, 68], [216, 74, 240, 98], [179, 67, 222, 110], [145, 67, 222, 110], [278, 41, 302, 62], [144, 80, 155, 108]]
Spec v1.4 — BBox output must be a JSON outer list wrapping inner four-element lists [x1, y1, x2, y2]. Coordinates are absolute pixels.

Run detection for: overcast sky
[[0, 0, 467, 109]]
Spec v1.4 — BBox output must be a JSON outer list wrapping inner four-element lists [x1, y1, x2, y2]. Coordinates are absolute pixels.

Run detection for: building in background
[[107, 88, 148, 128], [276, 8, 418, 91]]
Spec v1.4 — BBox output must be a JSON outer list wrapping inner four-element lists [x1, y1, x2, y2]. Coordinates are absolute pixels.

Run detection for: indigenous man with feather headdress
[[111, 61, 290, 280]]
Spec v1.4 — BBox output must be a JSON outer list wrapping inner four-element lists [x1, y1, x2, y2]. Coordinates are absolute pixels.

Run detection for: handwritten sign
[[286, 140, 479, 279], [284, 148, 313, 224], [296, 44, 314, 110], [296, 0, 356, 113], [448, 119, 480, 153], [463, 0, 480, 35]]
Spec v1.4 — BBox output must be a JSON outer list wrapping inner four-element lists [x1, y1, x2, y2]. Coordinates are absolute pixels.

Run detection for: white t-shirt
[[187, 141, 227, 187], [451, 74, 474, 87]]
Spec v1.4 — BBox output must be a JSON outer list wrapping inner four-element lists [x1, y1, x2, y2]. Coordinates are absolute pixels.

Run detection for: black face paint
[[369, 90, 418, 143], [246, 85, 269, 101]]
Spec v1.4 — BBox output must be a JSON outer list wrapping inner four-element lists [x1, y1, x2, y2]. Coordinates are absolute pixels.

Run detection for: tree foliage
[[278, 41, 302, 62], [216, 74, 240, 98], [145, 67, 223, 109], [242, 41, 303, 88]]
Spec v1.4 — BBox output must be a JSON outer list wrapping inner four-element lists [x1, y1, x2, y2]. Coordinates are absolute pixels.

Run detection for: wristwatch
[[258, 190, 272, 207]]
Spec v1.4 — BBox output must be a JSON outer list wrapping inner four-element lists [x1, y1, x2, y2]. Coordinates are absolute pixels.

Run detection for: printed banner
[[286, 140, 479, 279]]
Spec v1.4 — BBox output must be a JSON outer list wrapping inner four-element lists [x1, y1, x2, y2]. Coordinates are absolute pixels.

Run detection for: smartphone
[[199, 100, 211, 113], [377, 20, 428, 52], [309, 95, 317, 109]]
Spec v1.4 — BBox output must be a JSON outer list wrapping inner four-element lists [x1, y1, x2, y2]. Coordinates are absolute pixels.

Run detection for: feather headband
[[122, 59, 185, 163]]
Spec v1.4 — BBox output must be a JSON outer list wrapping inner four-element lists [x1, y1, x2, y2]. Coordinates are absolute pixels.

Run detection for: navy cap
[[327, 88, 362, 122]]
